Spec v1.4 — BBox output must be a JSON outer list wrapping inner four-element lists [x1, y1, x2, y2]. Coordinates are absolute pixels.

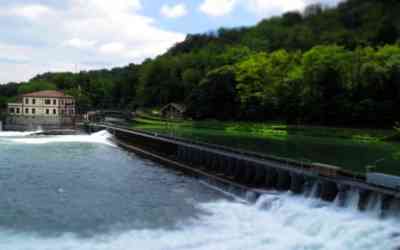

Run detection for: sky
[[0, 0, 341, 84]]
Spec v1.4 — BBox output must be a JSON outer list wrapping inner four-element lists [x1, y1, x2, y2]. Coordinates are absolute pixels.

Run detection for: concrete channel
[[85, 123, 400, 214]]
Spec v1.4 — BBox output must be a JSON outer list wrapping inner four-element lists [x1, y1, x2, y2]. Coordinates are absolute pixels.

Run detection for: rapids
[[0, 130, 397, 250]]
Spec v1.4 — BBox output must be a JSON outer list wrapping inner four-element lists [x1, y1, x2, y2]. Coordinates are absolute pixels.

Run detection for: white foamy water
[[0, 130, 42, 137], [0, 192, 397, 250], [7, 130, 115, 146]]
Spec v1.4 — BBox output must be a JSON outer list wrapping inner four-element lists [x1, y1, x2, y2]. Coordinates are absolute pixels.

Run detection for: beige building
[[6, 90, 75, 130], [8, 90, 75, 117]]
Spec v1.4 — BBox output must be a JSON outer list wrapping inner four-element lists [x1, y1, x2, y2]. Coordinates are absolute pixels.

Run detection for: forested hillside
[[1, 0, 400, 127]]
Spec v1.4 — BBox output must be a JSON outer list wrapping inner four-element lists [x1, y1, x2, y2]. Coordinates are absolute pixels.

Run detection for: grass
[[131, 110, 400, 175]]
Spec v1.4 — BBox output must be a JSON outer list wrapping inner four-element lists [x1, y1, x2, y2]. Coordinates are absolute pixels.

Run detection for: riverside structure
[[86, 123, 400, 215], [6, 90, 76, 130]]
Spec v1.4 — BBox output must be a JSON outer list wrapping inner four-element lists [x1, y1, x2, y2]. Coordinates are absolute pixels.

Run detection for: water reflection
[[144, 127, 400, 175]]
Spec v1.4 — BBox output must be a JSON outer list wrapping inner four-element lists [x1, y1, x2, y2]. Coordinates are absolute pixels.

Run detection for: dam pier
[[85, 123, 400, 215]]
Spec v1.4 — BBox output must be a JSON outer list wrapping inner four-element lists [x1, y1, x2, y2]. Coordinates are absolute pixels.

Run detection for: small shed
[[160, 103, 186, 119]]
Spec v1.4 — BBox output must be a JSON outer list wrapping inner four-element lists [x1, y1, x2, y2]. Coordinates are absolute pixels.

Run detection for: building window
[[16, 108, 20, 114], [53, 109, 57, 114], [46, 109, 49, 115], [32, 99, 36, 105], [53, 99, 57, 105], [25, 99, 29, 104], [9, 108, 15, 113], [25, 108, 29, 114], [45, 99, 51, 105], [32, 108, 36, 114]]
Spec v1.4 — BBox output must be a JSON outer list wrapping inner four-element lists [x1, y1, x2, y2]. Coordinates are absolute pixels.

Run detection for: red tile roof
[[21, 90, 73, 98]]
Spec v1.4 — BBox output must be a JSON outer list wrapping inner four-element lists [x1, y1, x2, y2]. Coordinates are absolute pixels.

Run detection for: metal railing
[[90, 122, 368, 181]]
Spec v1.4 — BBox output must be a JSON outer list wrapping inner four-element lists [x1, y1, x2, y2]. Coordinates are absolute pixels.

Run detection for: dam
[[86, 124, 400, 211], [0, 129, 399, 249]]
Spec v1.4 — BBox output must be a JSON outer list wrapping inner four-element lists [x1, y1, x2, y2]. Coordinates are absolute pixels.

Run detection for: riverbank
[[132, 114, 400, 175]]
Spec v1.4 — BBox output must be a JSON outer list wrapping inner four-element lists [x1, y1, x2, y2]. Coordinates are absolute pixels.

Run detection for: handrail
[[92, 122, 366, 181], [84, 122, 400, 197]]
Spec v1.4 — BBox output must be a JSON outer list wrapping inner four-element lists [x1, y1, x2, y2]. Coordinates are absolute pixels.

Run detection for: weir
[[85, 123, 400, 215]]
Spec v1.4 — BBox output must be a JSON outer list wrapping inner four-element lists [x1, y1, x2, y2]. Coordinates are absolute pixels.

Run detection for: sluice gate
[[86, 123, 400, 215]]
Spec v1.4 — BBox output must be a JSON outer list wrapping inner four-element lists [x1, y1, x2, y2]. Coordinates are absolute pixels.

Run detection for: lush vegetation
[[1, 0, 400, 128]]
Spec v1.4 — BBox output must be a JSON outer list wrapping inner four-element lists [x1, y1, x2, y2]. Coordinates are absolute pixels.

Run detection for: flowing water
[[0, 130, 399, 250]]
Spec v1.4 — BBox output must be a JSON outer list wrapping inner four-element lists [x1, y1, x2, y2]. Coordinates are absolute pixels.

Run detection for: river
[[0, 130, 398, 250]]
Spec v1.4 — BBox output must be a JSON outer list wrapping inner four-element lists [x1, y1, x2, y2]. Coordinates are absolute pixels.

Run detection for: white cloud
[[60, 0, 185, 59], [63, 38, 97, 49], [198, 0, 340, 18], [72, 0, 142, 15], [161, 3, 188, 19], [199, 0, 238, 17], [0, 42, 79, 83], [0, 43, 33, 62], [1, 4, 53, 20], [0, 0, 186, 83], [247, 0, 307, 16], [99, 42, 126, 55]]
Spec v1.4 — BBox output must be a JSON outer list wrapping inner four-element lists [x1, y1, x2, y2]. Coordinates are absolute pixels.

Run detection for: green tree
[[219, 46, 253, 65], [235, 52, 270, 111], [65, 88, 92, 113], [18, 81, 57, 94], [302, 45, 352, 124], [186, 66, 238, 120]]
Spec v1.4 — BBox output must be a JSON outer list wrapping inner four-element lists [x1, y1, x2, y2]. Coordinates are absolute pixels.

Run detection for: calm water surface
[[0, 130, 398, 250], [142, 127, 400, 175]]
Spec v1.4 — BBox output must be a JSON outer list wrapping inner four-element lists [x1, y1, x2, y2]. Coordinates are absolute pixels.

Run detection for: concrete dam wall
[[4, 116, 75, 131], [86, 124, 400, 216]]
